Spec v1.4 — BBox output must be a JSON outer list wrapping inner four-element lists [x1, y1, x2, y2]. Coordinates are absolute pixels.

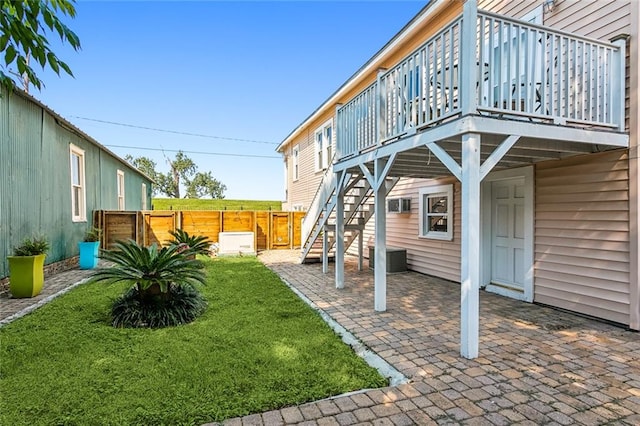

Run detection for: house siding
[[284, 112, 335, 211], [359, 177, 462, 283], [534, 150, 630, 325], [366, 150, 631, 325], [0, 89, 152, 279], [281, 0, 636, 328]]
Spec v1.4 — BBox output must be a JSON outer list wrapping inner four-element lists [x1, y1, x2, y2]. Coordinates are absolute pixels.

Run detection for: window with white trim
[[314, 119, 333, 172], [117, 170, 125, 210], [419, 184, 453, 240], [70, 144, 86, 222], [324, 125, 332, 167], [292, 144, 299, 181], [141, 183, 147, 210]]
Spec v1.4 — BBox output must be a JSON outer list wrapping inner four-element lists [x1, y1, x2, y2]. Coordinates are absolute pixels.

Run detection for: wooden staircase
[[300, 164, 398, 264]]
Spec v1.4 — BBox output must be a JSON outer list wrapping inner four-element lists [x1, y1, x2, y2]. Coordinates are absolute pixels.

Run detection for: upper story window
[[117, 170, 125, 210], [419, 184, 453, 240], [315, 119, 333, 172], [70, 144, 86, 222], [292, 145, 299, 181]]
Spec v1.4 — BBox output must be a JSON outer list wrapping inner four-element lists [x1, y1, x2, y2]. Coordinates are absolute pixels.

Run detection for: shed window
[[419, 184, 453, 240], [141, 183, 147, 210], [117, 170, 125, 210], [70, 144, 86, 222]]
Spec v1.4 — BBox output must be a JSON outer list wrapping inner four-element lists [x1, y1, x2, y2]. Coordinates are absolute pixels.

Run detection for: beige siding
[[534, 150, 630, 325], [359, 177, 462, 283], [478, 0, 540, 19], [285, 112, 336, 210], [478, 0, 631, 40]]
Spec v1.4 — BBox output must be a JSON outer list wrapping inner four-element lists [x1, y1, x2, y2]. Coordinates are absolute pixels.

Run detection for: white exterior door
[[491, 177, 525, 291]]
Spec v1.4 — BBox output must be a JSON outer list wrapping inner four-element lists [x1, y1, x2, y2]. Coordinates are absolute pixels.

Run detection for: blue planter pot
[[78, 241, 100, 269]]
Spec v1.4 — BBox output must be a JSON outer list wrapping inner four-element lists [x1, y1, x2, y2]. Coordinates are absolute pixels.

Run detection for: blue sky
[[34, 0, 427, 201]]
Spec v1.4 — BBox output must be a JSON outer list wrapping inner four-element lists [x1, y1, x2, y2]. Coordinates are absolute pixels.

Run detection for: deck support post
[[322, 220, 329, 274], [357, 228, 364, 271], [361, 155, 395, 312], [374, 158, 388, 311], [461, 132, 481, 359], [335, 170, 346, 289]]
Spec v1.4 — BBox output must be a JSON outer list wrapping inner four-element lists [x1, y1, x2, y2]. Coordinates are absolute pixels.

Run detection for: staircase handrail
[[301, 154, 338, 246]]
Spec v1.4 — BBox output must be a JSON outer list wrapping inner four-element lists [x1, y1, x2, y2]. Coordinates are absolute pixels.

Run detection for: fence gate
[[96, 211, 140, 249], [143, 211, 177, 247], [270, 212, 290, 249]]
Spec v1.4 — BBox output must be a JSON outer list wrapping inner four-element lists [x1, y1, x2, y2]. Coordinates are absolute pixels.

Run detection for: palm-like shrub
[[167, 229, 212, 257], [90, 240, 207, 328]]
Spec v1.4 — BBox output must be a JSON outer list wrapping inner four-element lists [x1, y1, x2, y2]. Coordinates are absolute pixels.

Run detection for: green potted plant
[[7, 235, 50, 298], [78, 227, 102, 269]]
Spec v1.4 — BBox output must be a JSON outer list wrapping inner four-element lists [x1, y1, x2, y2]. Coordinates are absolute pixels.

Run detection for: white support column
[[460, 132, 481, 359], [374, 157, 387, 311], [358, 229, 364, 271], [335, 172, 345, 289], [322, 222, 328, 274]]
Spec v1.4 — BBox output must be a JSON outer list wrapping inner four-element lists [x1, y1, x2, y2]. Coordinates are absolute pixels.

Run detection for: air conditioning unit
[[387, 197, 411, 213], [218, 232, 255, 256]]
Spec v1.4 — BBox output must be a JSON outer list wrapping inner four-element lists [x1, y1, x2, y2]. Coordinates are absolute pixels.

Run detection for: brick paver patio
[[2, 250, 639, 425], [217, 250, 640, 425], [0, 266, 95, 325]]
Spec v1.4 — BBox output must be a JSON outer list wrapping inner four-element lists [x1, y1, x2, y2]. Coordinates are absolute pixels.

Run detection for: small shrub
[[167, 229, 212, 257], [111, 284, 207, 328], [13, 235, 50, 256], [83, 227, 102, 242], [90, 240, 208, 328]]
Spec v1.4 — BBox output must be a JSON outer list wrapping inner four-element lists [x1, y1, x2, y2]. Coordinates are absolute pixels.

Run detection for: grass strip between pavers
[[0, 256, 387, 425]]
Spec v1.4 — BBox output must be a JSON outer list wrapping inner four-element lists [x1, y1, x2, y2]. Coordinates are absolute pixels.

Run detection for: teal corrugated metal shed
[[0, 88, 153, 279]]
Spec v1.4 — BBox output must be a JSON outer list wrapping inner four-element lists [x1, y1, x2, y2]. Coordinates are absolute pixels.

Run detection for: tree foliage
[[126, 151, 226, 199], [124, 155, 158, 182], [185, 171, 227, 199], [1, 0, 81, 92], [166, 151, 196, 199]]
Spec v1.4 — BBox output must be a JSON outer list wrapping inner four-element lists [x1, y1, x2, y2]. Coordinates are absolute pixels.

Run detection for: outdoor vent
[[387, 198, 411, 213]]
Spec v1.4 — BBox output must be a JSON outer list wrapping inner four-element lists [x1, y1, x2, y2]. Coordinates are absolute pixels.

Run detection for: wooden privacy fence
[[93, 210, 306, 251]]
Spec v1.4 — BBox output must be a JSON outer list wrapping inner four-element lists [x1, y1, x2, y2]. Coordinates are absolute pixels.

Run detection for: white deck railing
[[336, 6, 626, 160]]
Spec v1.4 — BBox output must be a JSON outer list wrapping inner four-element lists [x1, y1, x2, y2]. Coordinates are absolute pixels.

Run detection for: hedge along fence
[[93, 210, 306, 252]]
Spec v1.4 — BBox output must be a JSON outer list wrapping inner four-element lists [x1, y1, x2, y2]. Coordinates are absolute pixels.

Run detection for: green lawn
[[0, 257, 386, 425], [152, 198, 282, 211]]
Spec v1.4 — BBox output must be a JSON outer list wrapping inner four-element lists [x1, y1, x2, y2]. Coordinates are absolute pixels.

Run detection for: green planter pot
[[7, 254, 46, 298], [78, 241, 100, 269]]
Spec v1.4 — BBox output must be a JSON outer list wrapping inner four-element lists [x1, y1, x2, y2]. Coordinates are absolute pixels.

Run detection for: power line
[[71, 116, 279, 145], [105, 144, 281, 159]]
